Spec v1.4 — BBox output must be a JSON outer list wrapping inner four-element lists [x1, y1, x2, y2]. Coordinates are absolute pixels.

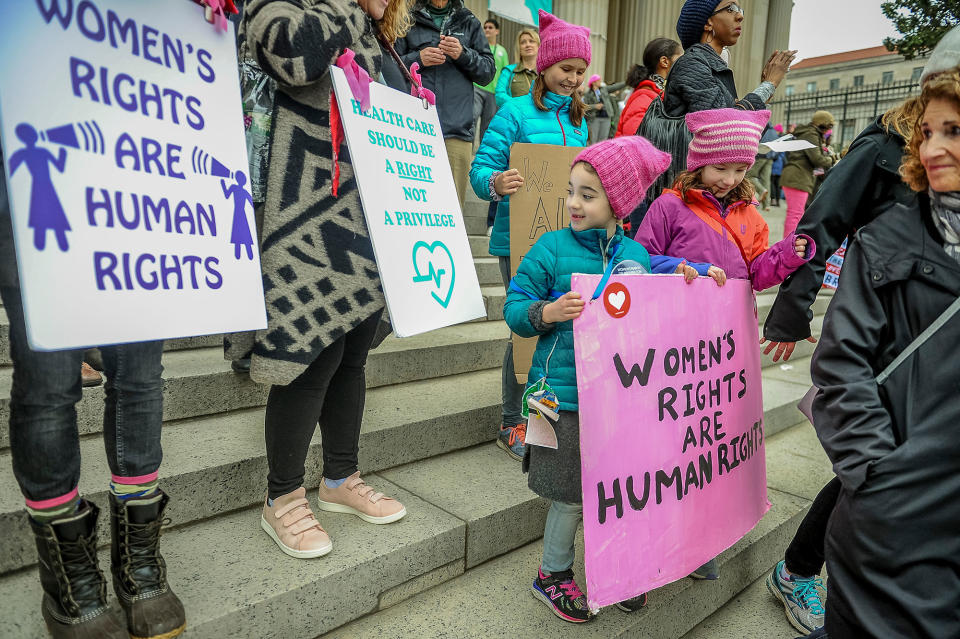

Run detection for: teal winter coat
[[470, 91, 588, 257], [504, 225, 651, 411]]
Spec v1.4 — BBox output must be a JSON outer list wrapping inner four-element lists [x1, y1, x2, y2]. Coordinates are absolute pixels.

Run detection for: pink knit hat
[[572, 137, 672, 220], [536, 10, 591, 74], [685, 108, 772, 171], [588, 74, 601, 87]]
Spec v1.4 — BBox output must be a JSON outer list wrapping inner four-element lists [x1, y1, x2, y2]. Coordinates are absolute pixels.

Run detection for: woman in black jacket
[[810, 70, 960, 639], [760, 95, 921, 638], [664, 0, 795, 117]]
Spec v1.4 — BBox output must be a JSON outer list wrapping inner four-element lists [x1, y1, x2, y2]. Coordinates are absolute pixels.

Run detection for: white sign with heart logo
[[330, 67, 485, 337]]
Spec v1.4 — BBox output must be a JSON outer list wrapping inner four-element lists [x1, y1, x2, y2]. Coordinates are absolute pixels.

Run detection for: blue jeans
[[542, 500, 582, 573], [498, 257, 525, 426], [1, 284, 165, 503]]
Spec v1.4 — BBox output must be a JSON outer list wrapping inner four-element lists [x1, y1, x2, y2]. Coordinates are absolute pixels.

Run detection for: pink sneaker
[[260, 488, 333, 559], [316, 472, 407, 524]]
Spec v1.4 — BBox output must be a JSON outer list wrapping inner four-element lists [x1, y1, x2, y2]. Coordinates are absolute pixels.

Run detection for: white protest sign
[[759, 134, 817, 153], [0, 0, 266, 351], [330, 66, 485, 336]]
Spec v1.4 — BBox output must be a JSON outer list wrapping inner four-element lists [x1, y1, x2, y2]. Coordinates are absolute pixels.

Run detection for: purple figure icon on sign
[[221, 171, 255, 260], [9, 123, 70, 252]]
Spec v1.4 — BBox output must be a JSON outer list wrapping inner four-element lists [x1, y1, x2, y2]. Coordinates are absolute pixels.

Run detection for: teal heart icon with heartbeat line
[[411, 240, 456, 308]]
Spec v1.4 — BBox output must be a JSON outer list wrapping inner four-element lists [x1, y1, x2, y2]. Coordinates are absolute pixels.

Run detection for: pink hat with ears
[[536, 10, 591, 73], [685, 108, 772, 171], [774, 123, 784, 133], [588, 74, 601, 87], [573, 136, 672, 220]]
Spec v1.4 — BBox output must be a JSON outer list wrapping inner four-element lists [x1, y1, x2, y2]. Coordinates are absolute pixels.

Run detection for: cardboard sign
[[0, 0, 266, 350], [571, 274, 769, 611], [508, 143, 581, 383], [330, 67, 485, 337], [822, 238, 847, 289]]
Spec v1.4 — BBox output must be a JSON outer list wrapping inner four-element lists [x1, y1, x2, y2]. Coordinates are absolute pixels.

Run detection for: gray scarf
[[929, 189, 960, 264]]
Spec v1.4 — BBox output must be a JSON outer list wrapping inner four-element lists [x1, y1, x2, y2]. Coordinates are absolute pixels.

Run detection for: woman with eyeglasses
[[665, 0, 796, 117]]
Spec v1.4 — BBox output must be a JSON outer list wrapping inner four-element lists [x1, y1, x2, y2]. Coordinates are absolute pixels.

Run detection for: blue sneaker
[[496, 423, 526, 461], [689, 557, 719, 580], [765, 560, 825, 633]]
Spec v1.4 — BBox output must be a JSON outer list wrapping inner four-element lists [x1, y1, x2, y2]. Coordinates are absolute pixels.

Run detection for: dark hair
[[533, 75, 587, 127], [673, 167, 755, 205], [573, 160, 597, 175], [626, 38, 682, 88], [484, 17, 499, 29]]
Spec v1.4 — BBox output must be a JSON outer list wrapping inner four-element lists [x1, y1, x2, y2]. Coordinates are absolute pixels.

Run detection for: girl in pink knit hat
[[636, 108, 816, 297], [504, 136, 726, 624], [634, 108, 816, 583], [470, 9, 595, 468]]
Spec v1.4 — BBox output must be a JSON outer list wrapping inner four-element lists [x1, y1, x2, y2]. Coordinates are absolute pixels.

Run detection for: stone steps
[[320, 419, 835, 639], [0, 367, 502, 575], [681, 570, 803, 639], [0, 410, 834, 638], [0, 318, 508, 449]]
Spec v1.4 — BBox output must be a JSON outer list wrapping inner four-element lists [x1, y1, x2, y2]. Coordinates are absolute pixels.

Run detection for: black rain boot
[[29, 499, 128, 638], [110, 490, 186, 639]]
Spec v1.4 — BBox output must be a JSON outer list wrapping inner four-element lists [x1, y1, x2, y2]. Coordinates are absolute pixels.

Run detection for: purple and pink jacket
[[636, 188, 816, 292]]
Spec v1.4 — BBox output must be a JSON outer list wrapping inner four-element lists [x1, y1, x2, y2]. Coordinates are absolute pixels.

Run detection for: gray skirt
[[523, 410, 582, 504]]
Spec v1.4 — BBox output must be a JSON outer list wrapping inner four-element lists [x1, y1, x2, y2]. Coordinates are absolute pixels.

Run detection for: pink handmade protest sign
[[571, 274, 768, 610]]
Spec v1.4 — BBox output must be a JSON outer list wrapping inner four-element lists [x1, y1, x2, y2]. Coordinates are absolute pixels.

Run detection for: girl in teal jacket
[[505, 136, 725, 623], [469, 10, 593, 468]]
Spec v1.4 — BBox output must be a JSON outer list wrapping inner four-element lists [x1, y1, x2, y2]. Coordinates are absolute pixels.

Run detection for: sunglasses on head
[[712, 3, 744, 16]]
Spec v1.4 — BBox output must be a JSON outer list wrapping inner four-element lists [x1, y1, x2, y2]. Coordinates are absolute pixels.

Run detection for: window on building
[[853, 75, 864, 86], [829, 78, 840, 90], [882, 71, 894, 84], [840, 119, 858, 145], [806, 81, 817, 93], [912, 66, 923, 81], [785, 85, 794, 96]]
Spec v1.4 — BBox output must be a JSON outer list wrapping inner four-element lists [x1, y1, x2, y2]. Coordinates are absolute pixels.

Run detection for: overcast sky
[[788, 0, 900, 61]]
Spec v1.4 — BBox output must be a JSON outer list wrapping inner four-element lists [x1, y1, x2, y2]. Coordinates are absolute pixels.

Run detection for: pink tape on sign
[[408, 62, 436, 105], [336, 49, 373, 112], [199, 0, 237, 31]]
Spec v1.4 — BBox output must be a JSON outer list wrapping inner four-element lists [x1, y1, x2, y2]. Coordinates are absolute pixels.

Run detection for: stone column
[[553, 0, 611, 83], [765, 0, 794, 57]]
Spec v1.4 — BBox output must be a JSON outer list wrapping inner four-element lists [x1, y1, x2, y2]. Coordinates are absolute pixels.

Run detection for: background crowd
[[1, 1, 958, 638]]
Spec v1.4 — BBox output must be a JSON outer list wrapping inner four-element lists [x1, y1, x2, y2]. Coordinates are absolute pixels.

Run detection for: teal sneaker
[[765, 560, 825, 633]]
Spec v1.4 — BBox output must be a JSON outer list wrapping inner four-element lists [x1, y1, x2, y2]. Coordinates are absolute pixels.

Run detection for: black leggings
[[784, 476, 842, 577], [264, 310, 383, 500]]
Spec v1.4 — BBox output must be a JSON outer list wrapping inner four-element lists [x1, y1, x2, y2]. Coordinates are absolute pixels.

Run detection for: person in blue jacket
[[504, 136, 726, 623], [470, 10, 593, 464]]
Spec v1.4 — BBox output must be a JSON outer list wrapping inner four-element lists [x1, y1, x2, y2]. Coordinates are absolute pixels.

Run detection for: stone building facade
[[783, 46, 928, 97], [464, 0, 794, 95], [767, 46, 925, 148]]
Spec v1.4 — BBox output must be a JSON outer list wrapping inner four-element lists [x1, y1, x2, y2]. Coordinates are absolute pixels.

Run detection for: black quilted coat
[[662, 43, 766, 117]]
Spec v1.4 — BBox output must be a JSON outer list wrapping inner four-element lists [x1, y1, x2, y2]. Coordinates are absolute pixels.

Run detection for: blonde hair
[[515, 29, 540, 64], [900, 70, 960, 192], [672, 168, 755, 204], [532, 75, 587, 127], [880, 95, 923, 142], [377, 0, 414, 44]]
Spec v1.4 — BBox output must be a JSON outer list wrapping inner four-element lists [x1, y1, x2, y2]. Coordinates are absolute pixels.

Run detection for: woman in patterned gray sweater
[[238, 0, 413, 559]]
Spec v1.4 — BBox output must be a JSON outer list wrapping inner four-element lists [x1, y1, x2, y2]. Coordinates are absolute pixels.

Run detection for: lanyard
[[591, 242, 622, 300]]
